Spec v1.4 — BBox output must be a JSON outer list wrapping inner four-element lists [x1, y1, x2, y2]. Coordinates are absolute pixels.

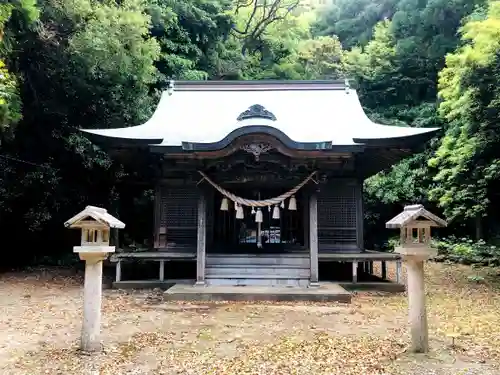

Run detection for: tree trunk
[[475, 214, 483, 240]]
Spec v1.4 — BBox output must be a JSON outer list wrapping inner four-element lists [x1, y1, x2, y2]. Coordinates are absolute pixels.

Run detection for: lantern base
[[394, 246, 437, 262], [74, 245, 116, 253]]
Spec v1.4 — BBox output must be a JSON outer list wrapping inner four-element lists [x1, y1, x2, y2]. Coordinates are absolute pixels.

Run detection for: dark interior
[[210, 187, 305, 254]]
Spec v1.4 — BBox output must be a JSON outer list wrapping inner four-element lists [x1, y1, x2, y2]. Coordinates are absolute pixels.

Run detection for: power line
[[0, 154, 52, 168]]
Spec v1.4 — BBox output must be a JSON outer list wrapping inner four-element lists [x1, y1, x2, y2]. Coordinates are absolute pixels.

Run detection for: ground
[[0, 263, 499, 375]]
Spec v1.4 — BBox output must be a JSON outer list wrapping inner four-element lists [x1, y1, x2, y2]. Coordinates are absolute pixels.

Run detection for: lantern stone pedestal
[[395, 246, 437, 353], [64, 206, 125, 353], [77, 250, 112, 352]]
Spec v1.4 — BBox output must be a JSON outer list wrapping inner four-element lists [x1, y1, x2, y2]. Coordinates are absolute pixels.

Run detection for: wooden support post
[[369, 261, 373, 274], [196, 193, 207, 286], [115, 260, 121, 283], [355, 179, 364, 251], [153, 184, 161, 249], [159, 260, 165, 281], [309, 193, 319, 287], [396, 260, 402, 283], [352, 261, 358, 283], [381, 261, 387, 280]]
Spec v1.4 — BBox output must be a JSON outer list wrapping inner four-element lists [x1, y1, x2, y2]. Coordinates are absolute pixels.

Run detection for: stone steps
[[204, 278, 311, 287]]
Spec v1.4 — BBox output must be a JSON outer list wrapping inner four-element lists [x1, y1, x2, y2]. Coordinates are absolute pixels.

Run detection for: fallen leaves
[[1, 263, 500, 374]]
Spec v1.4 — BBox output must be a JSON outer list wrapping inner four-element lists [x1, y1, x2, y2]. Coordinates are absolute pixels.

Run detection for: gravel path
[[0, 263, 499, 374]]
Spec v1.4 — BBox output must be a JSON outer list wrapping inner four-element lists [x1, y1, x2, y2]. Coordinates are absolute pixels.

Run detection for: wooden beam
[[195, 192, 207, 286], [153, 184, 161, 249], [309, 193, 319, 287], [381, 261, 387, 280], [355, 179, 364, 250]]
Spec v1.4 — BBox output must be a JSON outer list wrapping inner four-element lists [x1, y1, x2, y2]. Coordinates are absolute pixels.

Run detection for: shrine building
[[81, 80, 438, 289]]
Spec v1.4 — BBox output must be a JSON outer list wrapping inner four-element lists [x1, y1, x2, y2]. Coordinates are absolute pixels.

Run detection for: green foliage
[[147, 0, 234, 80], [429, 1, 500, 224], [0, 0, 39, 134], [433, 236, 500, 266], [0, 0, 162, 239], [313, 0, 398, 49], [1, 0, 500, 267], [0, 59, 21, 132], [297, 35, 344, 79]]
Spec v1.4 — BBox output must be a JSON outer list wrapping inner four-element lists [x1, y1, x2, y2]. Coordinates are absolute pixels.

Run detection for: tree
[[0, 59, 21, 132], [232, 0, 301, 56], [0, 0, 161, 238], [297, 35, 344, 79], [147, 0, 235, 81], [0, 0, 38, 134], [312, 0, 398, 49], [429, 0, 500, 238]]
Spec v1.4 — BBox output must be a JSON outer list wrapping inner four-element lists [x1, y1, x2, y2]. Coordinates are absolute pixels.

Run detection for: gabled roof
[[64, 205, 125, 229], [386, 204, 447, 229], [80, 80, 439, 152]]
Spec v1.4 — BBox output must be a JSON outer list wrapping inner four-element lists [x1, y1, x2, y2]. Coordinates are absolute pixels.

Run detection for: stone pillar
[[352, 261, 358, 283], [79, 252, 107, 352], [396, 247, 436, 353], [115, 260, 121, 282]]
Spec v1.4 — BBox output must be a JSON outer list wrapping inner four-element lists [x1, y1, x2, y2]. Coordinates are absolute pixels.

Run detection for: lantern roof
[[64, 205, 125, 229], [386, 204, 447, 229]]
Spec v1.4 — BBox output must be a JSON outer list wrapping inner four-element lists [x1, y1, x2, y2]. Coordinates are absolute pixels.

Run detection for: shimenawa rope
[[197, 170, 317, 207]]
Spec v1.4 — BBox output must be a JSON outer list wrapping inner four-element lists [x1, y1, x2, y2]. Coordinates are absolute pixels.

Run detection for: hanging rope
[[198, 170, 317, 207]]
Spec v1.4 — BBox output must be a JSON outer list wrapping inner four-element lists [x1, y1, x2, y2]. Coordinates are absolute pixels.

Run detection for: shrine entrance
[[210, 187, 306, 254]]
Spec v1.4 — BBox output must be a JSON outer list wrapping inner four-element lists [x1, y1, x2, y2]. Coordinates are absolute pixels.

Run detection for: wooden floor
[[109, 250, 403, 291], [110, 249, 401, 262]]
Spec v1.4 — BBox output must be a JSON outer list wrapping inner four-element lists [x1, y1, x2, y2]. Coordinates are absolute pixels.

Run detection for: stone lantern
[[64, 205, 125, 352], [386, 204, 447, 353]]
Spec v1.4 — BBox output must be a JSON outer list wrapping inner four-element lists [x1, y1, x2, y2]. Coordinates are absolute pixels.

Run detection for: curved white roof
[[82, 81, 438, 147]]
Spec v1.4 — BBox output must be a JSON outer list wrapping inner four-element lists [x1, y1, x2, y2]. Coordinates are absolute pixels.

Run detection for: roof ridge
[[172, 79, 350, 91]]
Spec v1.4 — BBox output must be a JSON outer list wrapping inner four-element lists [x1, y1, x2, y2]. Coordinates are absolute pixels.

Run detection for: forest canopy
[[1, 0, 500, 265]]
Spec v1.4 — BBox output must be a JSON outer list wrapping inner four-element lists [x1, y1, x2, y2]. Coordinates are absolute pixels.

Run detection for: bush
[[378, 235, 500, 267], [379, 236, 400, 252], [432, 236, 500, 266]]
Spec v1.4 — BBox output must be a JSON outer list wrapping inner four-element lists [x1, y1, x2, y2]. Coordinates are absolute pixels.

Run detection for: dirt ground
[[0, 262, 499, 375]]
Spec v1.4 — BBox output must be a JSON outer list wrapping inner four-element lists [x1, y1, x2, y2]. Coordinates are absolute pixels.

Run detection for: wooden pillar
[[153, 184, 161, 249], [355, 179, 364, 251], [159, 260, 165, 281], [368, 261, 373, 274], [352, 261, 358, 283], [309, 193, 319, 287], [302, 194, 310, 248], [381, 261, 387, 280], [195, 192, 207, 286], [115, 260, 121, 283]]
